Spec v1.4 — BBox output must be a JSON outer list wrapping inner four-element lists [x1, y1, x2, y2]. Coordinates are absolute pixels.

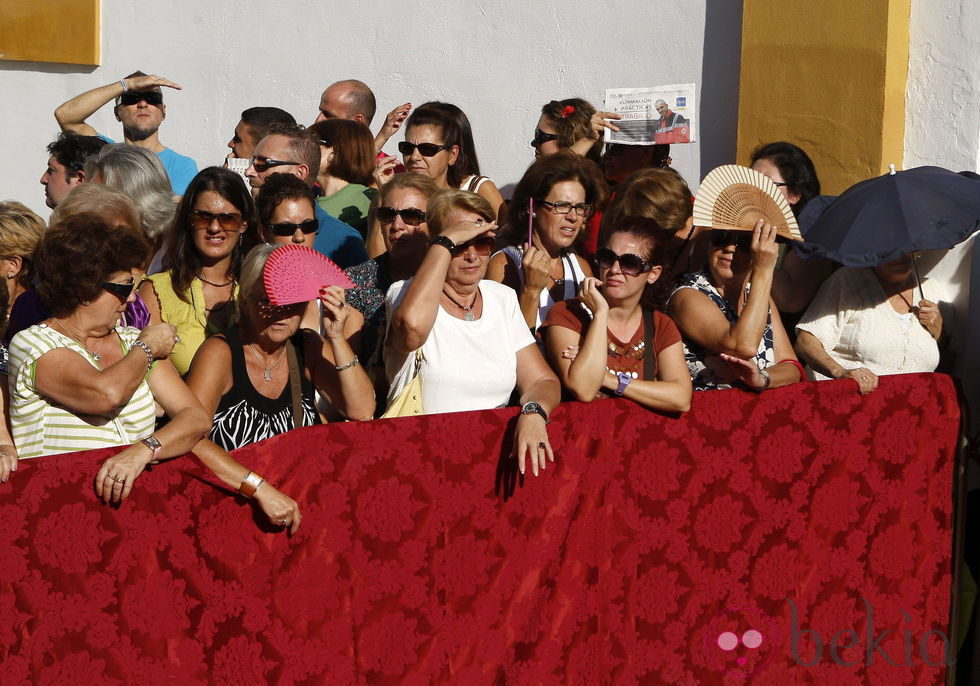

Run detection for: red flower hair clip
[[560, 105, 576, 118]]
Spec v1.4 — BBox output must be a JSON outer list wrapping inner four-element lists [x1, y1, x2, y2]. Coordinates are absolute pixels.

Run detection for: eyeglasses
[[190, 210, 243, 231], [540, 200, 592, 217], [531, 128, 559, 148], [594, 248, 652, 277], [709, 230, 753, 249], [376, 206, 427, 226], [397, 141, 450, 157], [118, 91, 163, 107], [251, 156, 300, 173], [102, 276, 138, 299], [450, 235, 496, 257], [267, 219, 319, 236]]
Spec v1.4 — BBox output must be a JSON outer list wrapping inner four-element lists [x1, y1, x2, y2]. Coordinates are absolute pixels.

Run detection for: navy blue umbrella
[[794, 166, 980, 266]]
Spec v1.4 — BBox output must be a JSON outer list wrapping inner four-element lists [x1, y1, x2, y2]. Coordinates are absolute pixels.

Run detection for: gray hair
[[237, 243, 278, 309], [84, 143, 176, 239]]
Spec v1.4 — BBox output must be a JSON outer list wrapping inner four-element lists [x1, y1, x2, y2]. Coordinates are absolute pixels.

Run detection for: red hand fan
[[263, 245, 356, 306]]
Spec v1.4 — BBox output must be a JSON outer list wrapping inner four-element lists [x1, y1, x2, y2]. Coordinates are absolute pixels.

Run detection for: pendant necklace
[[54, 319, 107, 361], [248, 344, 287, 381], [442, 288, 480, 321]]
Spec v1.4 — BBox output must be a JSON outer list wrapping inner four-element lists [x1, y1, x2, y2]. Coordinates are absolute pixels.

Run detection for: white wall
[[905, 0, 980, 172], [0, 0, 742, 219]]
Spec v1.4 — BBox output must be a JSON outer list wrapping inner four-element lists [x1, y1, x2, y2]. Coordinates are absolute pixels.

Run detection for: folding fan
[[693, 165, 802, 241], [263, 245, 356, 306]]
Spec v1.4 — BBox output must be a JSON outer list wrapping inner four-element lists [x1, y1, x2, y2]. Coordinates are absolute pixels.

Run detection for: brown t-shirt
[[541, 300, 682, 380]]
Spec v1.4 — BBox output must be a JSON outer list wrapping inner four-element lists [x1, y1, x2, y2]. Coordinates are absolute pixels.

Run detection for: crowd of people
[[2, 72, 952, 532]]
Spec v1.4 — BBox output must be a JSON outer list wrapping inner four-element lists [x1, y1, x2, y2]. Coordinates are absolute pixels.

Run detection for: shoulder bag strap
[[285, 338, 304, 430], [642, 309, 657, 380]]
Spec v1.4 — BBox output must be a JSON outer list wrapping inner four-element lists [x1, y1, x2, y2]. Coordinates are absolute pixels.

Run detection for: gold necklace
[[248, 343, 287, 382]]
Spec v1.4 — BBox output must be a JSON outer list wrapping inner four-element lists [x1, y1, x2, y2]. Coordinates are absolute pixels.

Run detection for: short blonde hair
[[237, 243, 278, 309], [425, 190, 495, 237], [0, 201, 45, 287]]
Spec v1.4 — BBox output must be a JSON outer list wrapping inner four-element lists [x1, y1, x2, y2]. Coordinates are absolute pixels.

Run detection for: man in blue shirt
[[244, 123, 367, 268], [54, 71, 198, 196]]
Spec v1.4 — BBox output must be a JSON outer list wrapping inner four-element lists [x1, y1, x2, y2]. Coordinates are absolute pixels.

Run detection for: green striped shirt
[[8, 324, 156, 458]]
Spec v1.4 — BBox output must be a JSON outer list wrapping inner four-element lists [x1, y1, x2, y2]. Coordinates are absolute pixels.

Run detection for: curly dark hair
[[600, 215, 671, 311], [36, 212, 150, 317], [256, 173, 316, 236], [506, 151, 609, 246], [750, 141, 821, 216], [165, 167, 260, 302]]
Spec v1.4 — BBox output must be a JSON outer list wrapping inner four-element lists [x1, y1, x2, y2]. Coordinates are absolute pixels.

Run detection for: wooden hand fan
[[693, 165, 802, 241], [263, 245, 356, 306]]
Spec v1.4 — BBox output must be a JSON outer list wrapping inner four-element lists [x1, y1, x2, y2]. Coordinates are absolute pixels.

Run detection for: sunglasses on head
[[118, 91, 163, 107], [190, 210, 243, 231], [251, 155, 299, 173], [594, 248, 652, 277], [102, 276, 138, 299], [450, 235, 496, 257], [376, 206, 427, 226], [709, 230, 753, 249], [531, 128, 559, 148], [268, 219, 318, 237], [398, 141, 450, 157]]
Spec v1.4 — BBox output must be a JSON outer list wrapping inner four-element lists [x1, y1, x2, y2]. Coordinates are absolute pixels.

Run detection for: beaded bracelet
[[131, 340, 154, 370]]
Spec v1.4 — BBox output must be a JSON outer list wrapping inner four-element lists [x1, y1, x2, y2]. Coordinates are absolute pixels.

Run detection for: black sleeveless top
[[209, 326, 321, 451]]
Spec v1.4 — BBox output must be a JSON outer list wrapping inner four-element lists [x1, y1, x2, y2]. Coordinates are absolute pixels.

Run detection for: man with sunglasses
[[55, 70, 198, 196]]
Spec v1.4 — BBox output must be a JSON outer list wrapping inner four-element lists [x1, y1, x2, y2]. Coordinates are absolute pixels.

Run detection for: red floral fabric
[[0, 374, 959, 684]]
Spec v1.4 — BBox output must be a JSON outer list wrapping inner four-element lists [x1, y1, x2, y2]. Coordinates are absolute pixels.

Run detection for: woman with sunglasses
[[309, 119, 377, 238], [667, 221, 803, 391], [532, 98, 621, 164], [541, 216, 691, 411], [385, 190, 559, 477], [487, 151, 608, 332], [140, 167, 261, 375], [6, 214, 209, 501], [379, 102, 506, 222]]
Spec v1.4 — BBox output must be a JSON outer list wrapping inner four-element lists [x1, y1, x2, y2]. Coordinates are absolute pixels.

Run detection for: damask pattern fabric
[[0, 374, 959, 684]]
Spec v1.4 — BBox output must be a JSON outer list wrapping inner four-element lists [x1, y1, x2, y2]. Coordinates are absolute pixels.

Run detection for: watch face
[[522, 402, 541, 413]]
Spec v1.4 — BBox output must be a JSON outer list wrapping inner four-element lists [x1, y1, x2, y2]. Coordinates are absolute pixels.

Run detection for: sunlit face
[[535, 179, 588, 252], [245, 135, 305, 197], [751, 157, 800, 206], [114, 94, 165, 142], [444, 209, 493, 290], [598, 232, 661, 301], [403, 124, 458, 187], [245, 286, 305, 344], [315, 84, 351, 123], [266, 198, 317, 249], [381, 187, 430, 258], [227, 120, 257, 159], [190, 190, 246, 262], [40, 155, 81, 208], [89, 268, 139, 330], [534, 114, 560, 158]]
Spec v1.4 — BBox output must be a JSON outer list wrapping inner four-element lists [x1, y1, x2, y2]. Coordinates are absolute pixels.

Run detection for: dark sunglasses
[[190, 210, 243, 231], [102, 276, 138, 299], [531, 128, 559, 148], [540, 200, 592, 217], [376, 206, 427, 226], [710, 230, 753, 249], [268, 219, 319, 236], [118, 91, 163, 107], [251, 156, 300, 173], [594, 248, 652, 277], [397, 141, 450, 157], [451, 235, 496, 257]]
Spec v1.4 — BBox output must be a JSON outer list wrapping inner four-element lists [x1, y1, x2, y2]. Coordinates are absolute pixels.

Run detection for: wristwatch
[[520, 401, 548, 422], [429, 235, 457, 253], [614, 371, 633, 396], [238, 471, 265, 498], [141, 435, 162, 462]]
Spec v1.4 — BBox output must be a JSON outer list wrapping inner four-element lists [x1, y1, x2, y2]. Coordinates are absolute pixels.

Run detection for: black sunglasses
[[540, 200, 592, 217], [102, 276, 138, 299], [594, 248, 652, 277], [190, 210, 243, 231], [710, 230, 753, 249], [531, 128, 559, 148], [267, 219, 319, 236], [118, 91, 163, 107], [397, 141, 450, 157], [451, 235, 496, 257], [376, 206, 427, 226], [251, 156, 300, 173]]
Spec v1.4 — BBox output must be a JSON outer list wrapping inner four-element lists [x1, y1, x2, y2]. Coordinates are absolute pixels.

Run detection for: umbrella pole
[[912, 254, 926, 301]]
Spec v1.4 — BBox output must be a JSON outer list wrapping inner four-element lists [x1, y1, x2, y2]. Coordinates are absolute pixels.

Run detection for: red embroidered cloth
[[0, 374, 959, 684]]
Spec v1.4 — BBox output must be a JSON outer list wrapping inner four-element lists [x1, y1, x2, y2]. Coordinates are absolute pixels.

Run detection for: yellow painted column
[[737, 0, 910, 194]]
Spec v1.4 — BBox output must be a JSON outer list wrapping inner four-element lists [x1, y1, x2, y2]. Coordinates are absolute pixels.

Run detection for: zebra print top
[[209, 327, 320, 451]]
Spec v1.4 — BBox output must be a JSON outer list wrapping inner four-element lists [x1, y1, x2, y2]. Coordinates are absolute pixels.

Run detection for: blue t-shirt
[[312, 204, 368, 269], [99, 135, 198, 195]]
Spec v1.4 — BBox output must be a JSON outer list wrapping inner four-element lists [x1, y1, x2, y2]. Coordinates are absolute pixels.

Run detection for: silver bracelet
[[132, 340, 154, 370], [335, 355, 359, 371], [119, 78, 129, 93]]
